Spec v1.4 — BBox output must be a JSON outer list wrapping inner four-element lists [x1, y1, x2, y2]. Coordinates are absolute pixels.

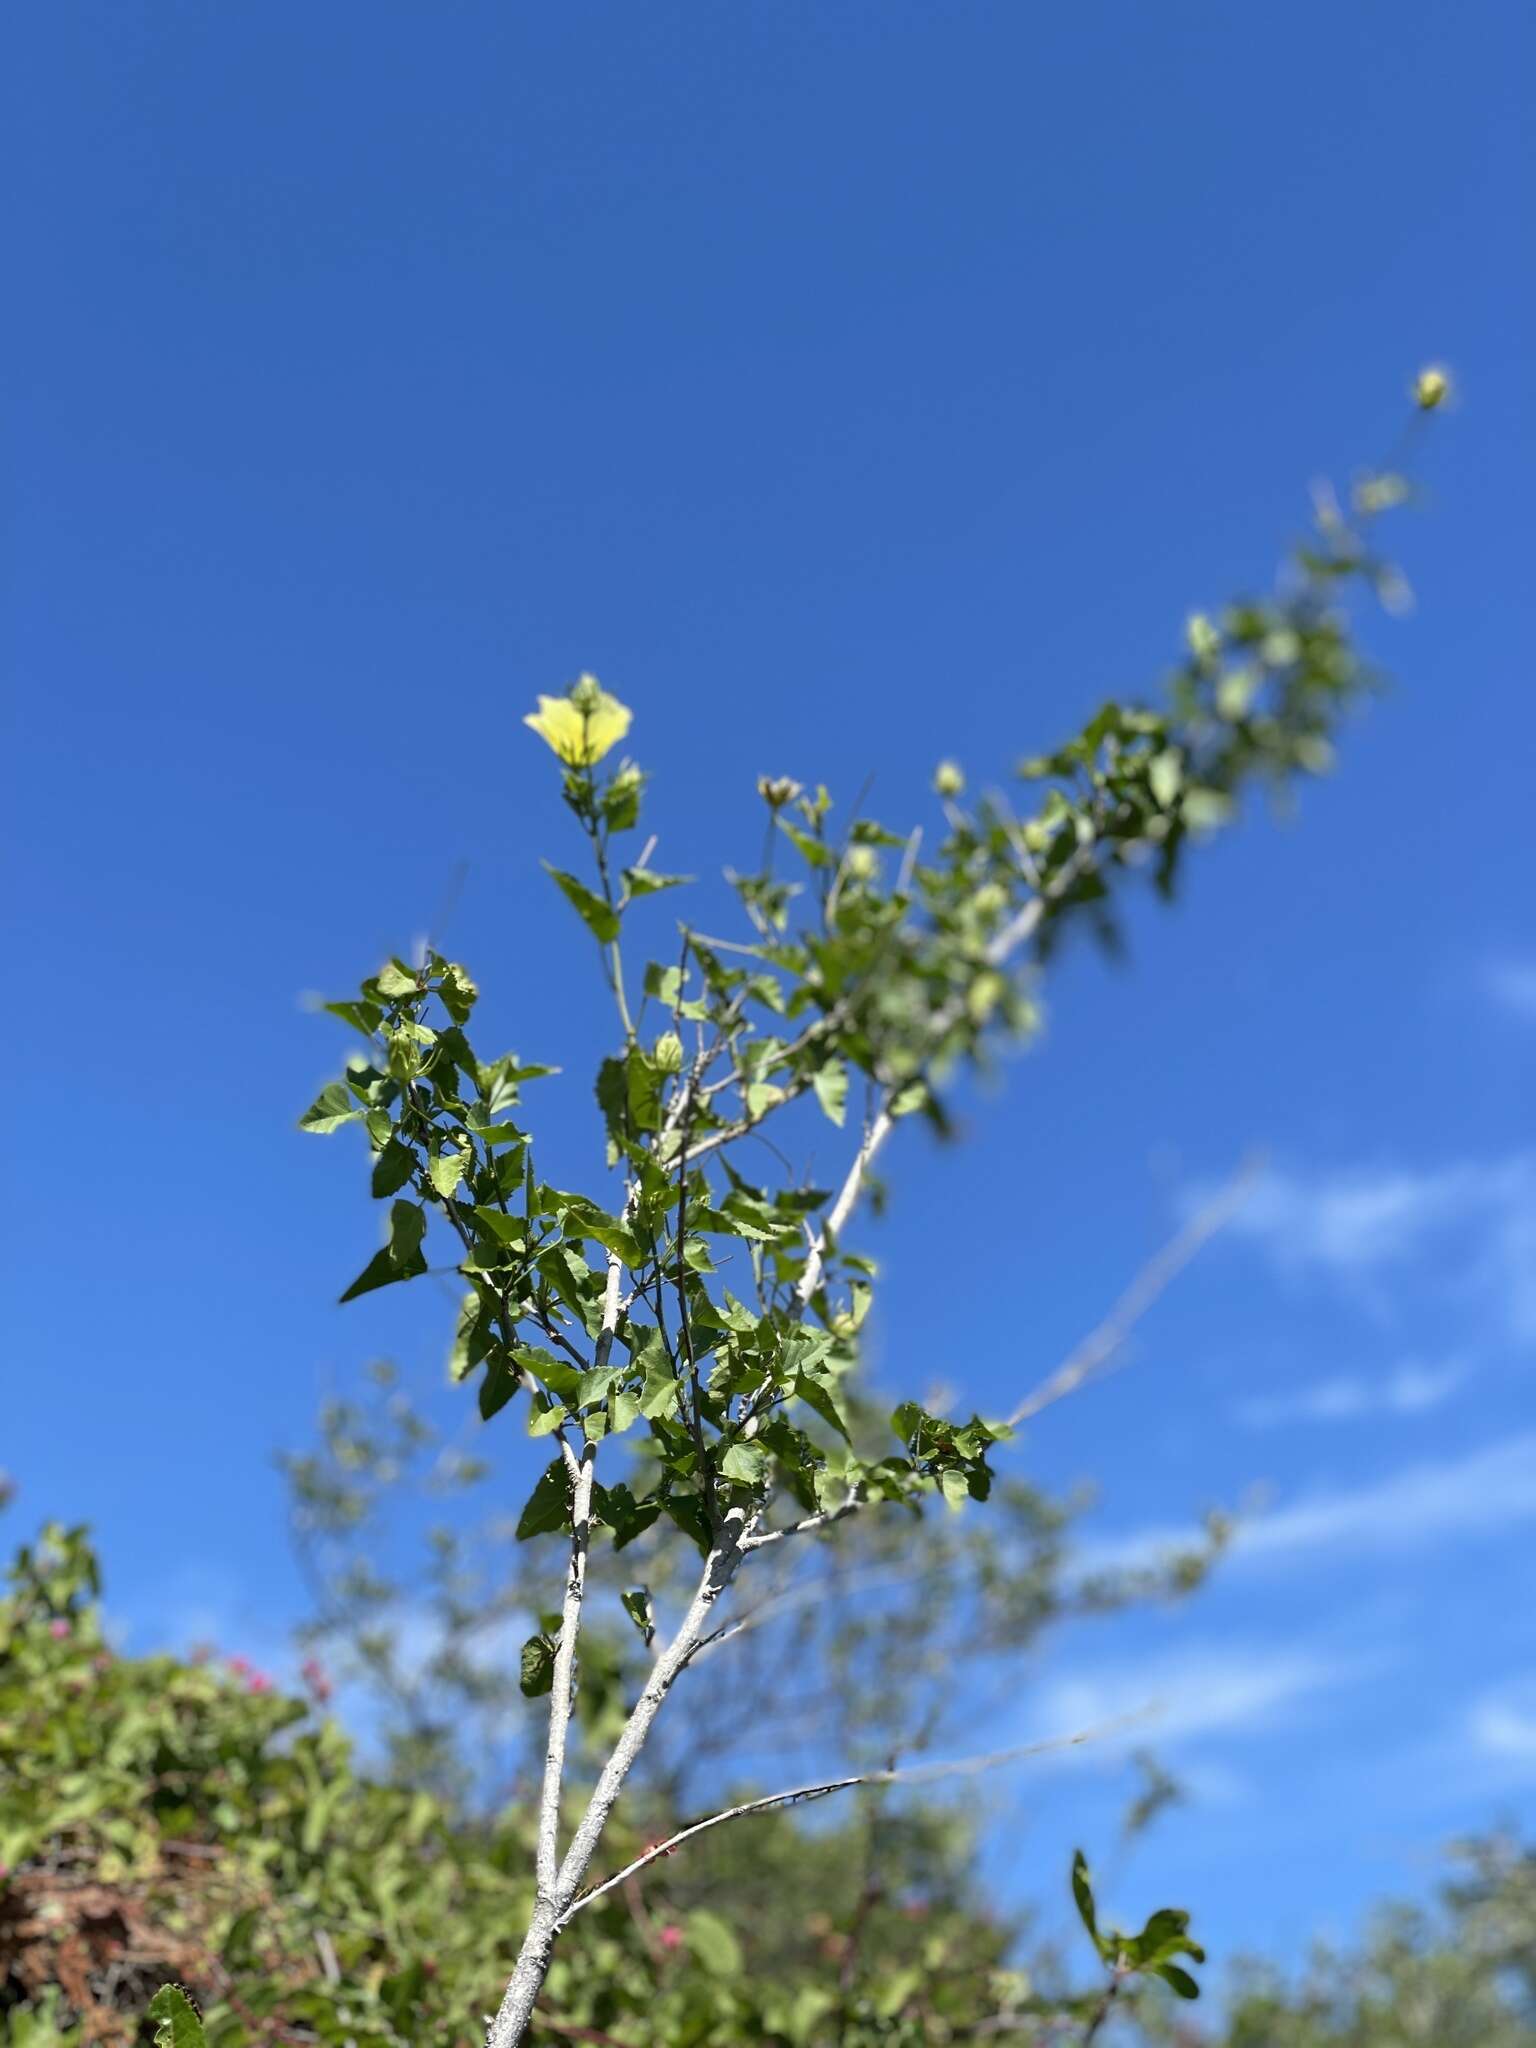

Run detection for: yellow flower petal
[[523, 678, 633, 766]]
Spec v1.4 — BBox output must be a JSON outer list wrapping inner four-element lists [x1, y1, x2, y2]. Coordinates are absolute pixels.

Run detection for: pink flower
[[0, 1864, 10, 1881], [48, 1619, 70, 1640], [246, 1672, 273, 1695], [658, 1924, 684, 1952], [226, 1654, 252, 1677], [300, 1656, 332, 1703]]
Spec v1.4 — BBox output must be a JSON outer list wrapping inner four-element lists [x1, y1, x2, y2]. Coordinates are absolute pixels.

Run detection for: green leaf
[[644, 962, 682, 1006], [620, 1587, 654, 1642], [471, 1205, 527, 1245], [1071, 1850, 1105, 1957], [623, 866, 689, 898], [811, 1059, 848, 1127], [1154, 1963, 1201, 2000], [339, 1203, 429, 1302], [519, 1634, 556, 1697], [370, 1137, 416, 1198], [1148, 748, 1183, 809], [428, 1149, 469, 1199], [323, 999, 383, 1041], [795, 1373, 851, 1444], [1134, 1908, 1194, 1962], [778, 820, 832, 869], [686, 1909, 744, 1977], [479, 1354, 519, 1421], [516, 1461, 572, 1541], [148, 1988, 207, 2048], [299, 1082, 363, 1135], [720, 1441, 768, 1485], [543, 865, 620, 944], [376, 961, 419, 998], [938, 1467, 970, 1511], [639, 1360, 682, 1420], [146, 1992, 206, 2048], [1181, 788, 1234, 832], [438, 961, 479, 1023], [889, 1079, 927, 1118], [528, 1401, 568, 1438]]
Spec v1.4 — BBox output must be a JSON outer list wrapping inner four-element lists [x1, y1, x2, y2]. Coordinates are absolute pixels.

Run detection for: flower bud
[[652, 1030, 685, 1073], [1413, 364, 1451, 411], [757, 775, 802, 809]]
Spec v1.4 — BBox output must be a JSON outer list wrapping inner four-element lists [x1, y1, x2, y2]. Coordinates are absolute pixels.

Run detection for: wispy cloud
[[1483, 957, 1536, 1023], [1026, 1641, 1365, 1757], [1211, 1155, 1536, 1342], [1233, 1357, 1470, 1429], [1076, 1431, 1536, 1579], [1468, 1678, 1536, 1764]]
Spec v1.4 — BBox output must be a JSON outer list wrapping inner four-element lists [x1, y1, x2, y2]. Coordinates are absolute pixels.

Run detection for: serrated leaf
[[438, 961, 479, 1023], [148, 1988, 207, 2048], [376, 961, 419, 998], [720, 1442, 768, 1485], [639, 1361, 681, 1420], [428, 1149, 469, 1199]]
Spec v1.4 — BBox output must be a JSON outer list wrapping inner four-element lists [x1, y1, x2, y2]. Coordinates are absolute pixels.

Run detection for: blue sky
[[6, 0, 1534, 1983]]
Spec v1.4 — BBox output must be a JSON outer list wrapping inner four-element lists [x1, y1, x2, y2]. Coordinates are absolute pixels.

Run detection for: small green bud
[[1413, 364, 1451, 411], [652, 1030, 685, 1074], [933, 759, 965, 798], [844, 845, 879, 883]]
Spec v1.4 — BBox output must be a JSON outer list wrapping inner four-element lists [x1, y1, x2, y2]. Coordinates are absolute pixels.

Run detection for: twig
[[1006, 1156, 1261, 1429], [558, 1718, 1135, 1924]]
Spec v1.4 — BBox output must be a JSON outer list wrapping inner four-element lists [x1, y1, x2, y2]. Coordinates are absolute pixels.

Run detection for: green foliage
[[147, 1988, 208, 2048], [0, 1525, 1047, 2048], [290, 401, 1438, 2041], [1187, 1836, 1536, 2047], [300, 450, 1426, 1588]]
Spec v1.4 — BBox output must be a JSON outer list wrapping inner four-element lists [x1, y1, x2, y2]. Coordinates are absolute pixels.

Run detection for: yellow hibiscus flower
[[524, 677, 633, 766]]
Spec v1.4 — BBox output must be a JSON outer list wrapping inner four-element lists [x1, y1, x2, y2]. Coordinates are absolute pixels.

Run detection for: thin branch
[[534, 1248, 622, 1902], [559, 1719, 1134, 1925], [741, 1494, 862, 1551], [1005, 1155, 1261, 1429]]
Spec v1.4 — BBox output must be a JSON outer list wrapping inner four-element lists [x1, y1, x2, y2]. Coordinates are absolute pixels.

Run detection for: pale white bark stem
[[531, 1247, 623, 1904], [486, 1514, 753, 2048]]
